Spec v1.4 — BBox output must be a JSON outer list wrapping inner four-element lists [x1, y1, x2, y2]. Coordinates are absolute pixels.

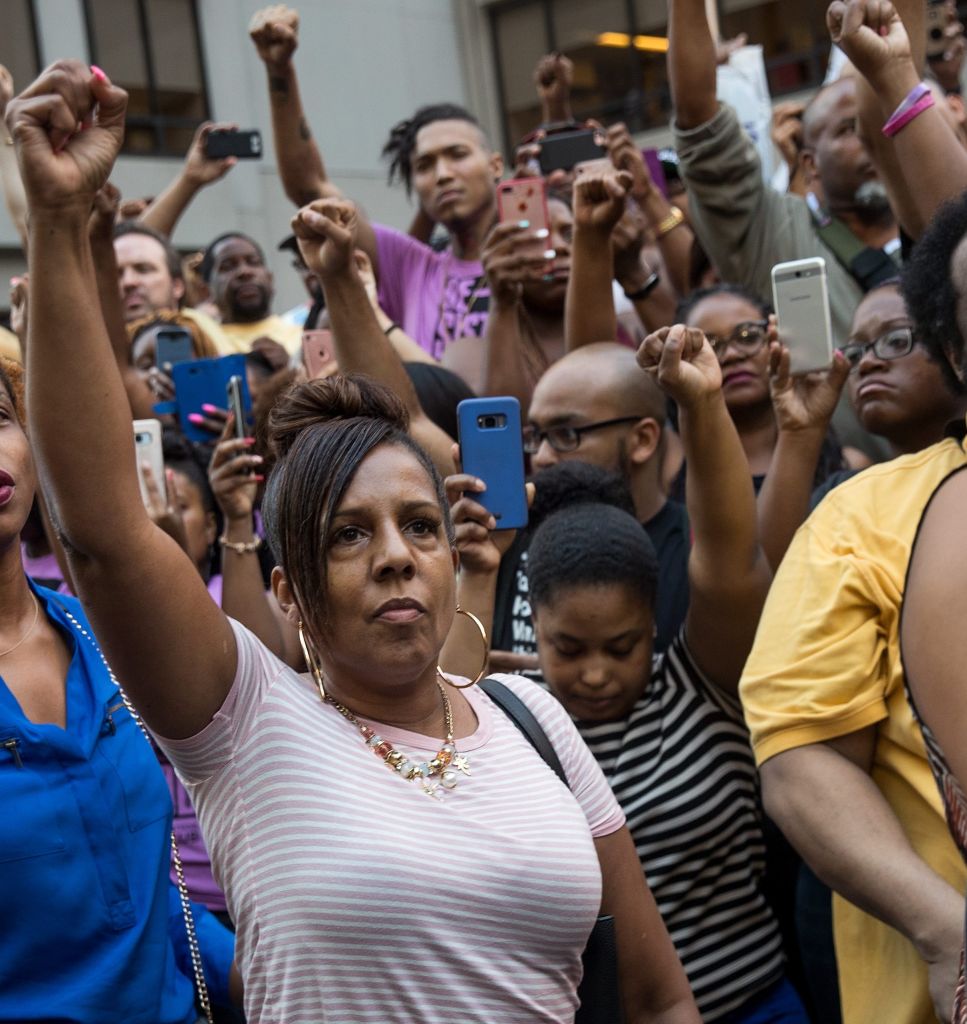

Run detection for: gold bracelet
[[219, 535, 263, 555], [654, 205, 685, 240]]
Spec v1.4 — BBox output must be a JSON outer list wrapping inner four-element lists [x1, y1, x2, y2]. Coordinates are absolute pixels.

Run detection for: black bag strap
[[479, 676, 569, 788]]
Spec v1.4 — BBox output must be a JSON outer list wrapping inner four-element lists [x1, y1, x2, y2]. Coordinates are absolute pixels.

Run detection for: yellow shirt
[[217, 316, 303, 357], [740, 435, 967, 1024]]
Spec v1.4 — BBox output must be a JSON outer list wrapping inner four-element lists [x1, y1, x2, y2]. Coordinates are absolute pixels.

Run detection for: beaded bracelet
[[219, 535, 263, 555], [882, 82, 934, 137]]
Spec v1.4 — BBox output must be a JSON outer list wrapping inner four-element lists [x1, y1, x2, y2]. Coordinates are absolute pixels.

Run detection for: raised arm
[[291, 198, 454, 475], [668, 0, 719, 130], [139, 121, 237, 238], [832, 0, 967, 237], [478, 219, 559, 411], [249, 5, 379, 267], [757, 327, 850, 570], [565, 170, 631, 351], [534, 53, 575, 125], [88, 183, 157, 420], [638, 325, 771, 692], [10, 61, 236, 740], [606, 123, 694, 297]]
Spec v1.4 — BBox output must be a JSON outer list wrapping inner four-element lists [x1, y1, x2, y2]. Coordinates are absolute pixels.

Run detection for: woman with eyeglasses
[[843, 281, 967, 456]]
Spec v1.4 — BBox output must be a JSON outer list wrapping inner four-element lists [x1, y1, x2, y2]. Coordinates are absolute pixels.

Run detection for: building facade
[[1, 0, 834, 312]]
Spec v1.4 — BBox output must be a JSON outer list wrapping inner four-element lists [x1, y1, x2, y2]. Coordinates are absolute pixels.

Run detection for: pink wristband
[[883, 91, 935, 137]]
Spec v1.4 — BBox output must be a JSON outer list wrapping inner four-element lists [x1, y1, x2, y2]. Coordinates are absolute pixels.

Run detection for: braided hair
[[382, 103, 483, 196]]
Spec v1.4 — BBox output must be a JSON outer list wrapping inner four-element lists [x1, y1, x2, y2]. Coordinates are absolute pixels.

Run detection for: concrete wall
[[1, 0, 476, 310]]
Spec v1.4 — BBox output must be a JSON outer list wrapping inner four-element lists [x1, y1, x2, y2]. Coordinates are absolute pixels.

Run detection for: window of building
[[0, 1, 42, 96], [489, 0, 840, 153], [84, 0, 210, 156]]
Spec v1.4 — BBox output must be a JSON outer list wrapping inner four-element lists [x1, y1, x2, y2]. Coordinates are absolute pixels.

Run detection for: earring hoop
[[298, 621, 327, 701], [439, 606, 489, 690]]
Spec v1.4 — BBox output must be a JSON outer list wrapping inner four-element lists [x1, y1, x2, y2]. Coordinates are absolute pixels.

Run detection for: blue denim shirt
[[0, 582, 224, 1023]]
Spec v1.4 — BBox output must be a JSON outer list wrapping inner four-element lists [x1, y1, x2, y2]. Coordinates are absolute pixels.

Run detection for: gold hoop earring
[[298, 621, 327, 702], [439, 606, 489, 690]]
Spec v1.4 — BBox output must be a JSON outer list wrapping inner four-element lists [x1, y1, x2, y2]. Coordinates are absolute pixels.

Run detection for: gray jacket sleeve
[[674, 103, 863, 345]]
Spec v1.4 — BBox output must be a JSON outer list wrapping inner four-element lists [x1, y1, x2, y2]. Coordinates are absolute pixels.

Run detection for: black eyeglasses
[[840, 326, 916, 372], [522, 416, 644, 455], [706, 320, 769, 359]]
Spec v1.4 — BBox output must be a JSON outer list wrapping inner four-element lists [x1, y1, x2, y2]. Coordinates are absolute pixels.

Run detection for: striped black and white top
[[576, 632, 785, 1021]]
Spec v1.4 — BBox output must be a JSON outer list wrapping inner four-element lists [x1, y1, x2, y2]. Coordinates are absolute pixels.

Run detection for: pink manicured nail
[[90, 65, 107, 82], [188, 413, 205, 424], [201, 403, 220, 414], [243, 437, 257, 445]]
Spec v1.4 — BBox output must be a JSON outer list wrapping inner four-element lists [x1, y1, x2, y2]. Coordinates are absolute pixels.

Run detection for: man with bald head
[[491, 343, 689, 663]]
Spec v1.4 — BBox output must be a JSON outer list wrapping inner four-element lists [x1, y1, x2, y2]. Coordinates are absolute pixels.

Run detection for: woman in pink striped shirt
[[14, 61, 699, 1024]]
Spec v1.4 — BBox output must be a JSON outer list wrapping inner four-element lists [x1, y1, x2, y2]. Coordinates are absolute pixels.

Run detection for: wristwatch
[[623, 270, 661, 302]]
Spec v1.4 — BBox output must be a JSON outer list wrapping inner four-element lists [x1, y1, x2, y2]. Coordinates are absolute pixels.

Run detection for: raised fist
[[5, 60, 127, 216], [249, 5, 300, 70]]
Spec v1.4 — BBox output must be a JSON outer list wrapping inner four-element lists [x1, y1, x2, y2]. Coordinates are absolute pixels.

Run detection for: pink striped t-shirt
[[157, 619, 624, 1023]]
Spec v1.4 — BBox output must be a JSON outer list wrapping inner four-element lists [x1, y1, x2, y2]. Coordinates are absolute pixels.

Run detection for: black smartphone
[[155, 327, 194, 369], [226, 375, 248, 440], [205, 129, 263, 160], [538, 128, 606, 174]]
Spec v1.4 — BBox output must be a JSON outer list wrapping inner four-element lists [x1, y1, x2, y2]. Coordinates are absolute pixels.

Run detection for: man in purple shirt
[[250, 5, 507, 357]]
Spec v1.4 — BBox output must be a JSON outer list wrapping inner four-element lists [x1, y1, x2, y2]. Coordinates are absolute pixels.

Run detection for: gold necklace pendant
[[326, 683, 470, 797]]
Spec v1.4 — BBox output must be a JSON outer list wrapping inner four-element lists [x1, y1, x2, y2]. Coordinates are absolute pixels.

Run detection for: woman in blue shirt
[[0, 358, 234, 1022]]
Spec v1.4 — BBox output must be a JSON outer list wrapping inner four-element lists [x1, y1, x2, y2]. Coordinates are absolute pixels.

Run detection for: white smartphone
[[133, 418, 165, 507], [771, 257, 834, 375]]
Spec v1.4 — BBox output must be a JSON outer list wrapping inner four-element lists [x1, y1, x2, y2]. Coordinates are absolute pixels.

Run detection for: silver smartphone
[[771, 257, 834, 375], [133, 418, 165, 506]]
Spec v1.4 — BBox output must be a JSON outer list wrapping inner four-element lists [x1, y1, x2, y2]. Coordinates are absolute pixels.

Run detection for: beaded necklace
[[325, 682, 471, 800]]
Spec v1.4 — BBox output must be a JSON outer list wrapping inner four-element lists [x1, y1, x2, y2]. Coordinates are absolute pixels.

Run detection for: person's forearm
[[565, 230, 617, 350], [406, 206, 436, 245], [637, 189, 693, 296], [757, 427, 826, 571], [266, 63, 328, 207], [762, 744, 965, 962], [542, 95, 572, 125], [870, 59, 967, 239], [219, 518, 285, 658], [28, 212, 146, 555], [371, 305, 435, 364], [482, 301, 536, 414], [90, 230, 156, 420], [441, 569, 497, 679], [324, 270, 454, 474], [668, 0, 719, 129], [140, 173, 200, 239], [681, 391, 758, 567], [0, 139, 27, 251]]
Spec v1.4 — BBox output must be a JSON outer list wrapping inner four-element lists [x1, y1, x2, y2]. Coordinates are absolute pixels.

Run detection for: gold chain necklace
[[0, 592, 40, 658], [325, 682, 471, 800]]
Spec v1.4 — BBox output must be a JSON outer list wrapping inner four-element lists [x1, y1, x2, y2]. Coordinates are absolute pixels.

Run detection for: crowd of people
[[3, 0, 967, 1021]]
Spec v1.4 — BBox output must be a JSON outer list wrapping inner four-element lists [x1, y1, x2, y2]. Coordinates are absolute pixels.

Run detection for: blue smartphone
[[457, 397, 528, 530], [170, 354, 251, 443]]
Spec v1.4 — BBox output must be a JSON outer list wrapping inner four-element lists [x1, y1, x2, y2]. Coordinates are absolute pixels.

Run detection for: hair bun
[[267, 373, 410, 461]]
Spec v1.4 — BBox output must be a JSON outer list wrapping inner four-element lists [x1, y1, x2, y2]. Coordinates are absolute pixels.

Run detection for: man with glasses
[[740, 207, 967, 1024], [491, 342, 689, 666]]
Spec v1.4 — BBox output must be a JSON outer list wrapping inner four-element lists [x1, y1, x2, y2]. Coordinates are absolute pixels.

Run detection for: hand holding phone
[[771, 258, 834, 375], [133, 419, 165, 509], [302, 329, 337, 380], [538, 128, 606, 174], [456, 398, 528, 530], [205, 129, 263, 160]]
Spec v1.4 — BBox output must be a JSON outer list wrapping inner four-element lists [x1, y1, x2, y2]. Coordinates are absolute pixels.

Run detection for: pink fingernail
[[201, 403, 220, 414], [90, 65, 107, 83], [188, 413, 205, 424], [243, 437, 257, 445]]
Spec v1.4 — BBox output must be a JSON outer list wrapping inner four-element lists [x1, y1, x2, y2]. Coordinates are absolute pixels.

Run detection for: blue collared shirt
[[0, 582, 203, 1023]]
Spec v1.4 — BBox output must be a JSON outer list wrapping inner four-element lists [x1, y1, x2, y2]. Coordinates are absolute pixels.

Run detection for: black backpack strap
[[479, 676, 569, 787]]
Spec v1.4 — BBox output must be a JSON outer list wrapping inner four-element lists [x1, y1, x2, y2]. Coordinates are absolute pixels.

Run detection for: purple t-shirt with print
[[375, 223, 489, 360]]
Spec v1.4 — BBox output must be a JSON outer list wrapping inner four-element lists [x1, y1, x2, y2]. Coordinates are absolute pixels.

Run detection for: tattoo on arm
[[299, 117, 311, 142]]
